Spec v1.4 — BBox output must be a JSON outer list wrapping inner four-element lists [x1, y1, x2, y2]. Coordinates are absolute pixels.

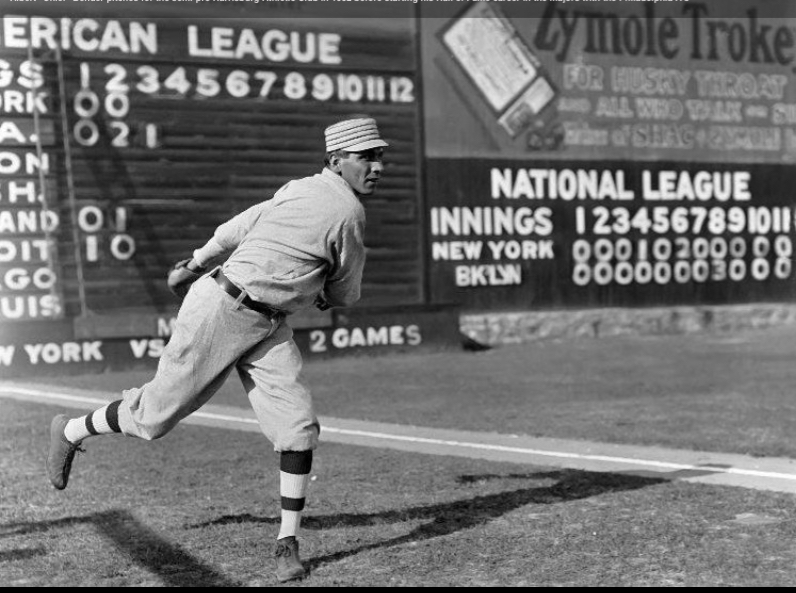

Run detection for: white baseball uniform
[[116, 168, 367, 451]]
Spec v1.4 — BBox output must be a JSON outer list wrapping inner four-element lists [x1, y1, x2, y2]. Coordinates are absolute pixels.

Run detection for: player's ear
[[327, 151, 347, 173]]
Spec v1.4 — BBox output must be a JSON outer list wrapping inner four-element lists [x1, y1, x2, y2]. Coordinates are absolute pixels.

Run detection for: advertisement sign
[[424, 0, 796, 163]]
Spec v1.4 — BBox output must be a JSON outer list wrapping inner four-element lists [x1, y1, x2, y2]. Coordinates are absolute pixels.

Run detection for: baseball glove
[[315, 294, 331, 311], [167, 258, 204, 300]]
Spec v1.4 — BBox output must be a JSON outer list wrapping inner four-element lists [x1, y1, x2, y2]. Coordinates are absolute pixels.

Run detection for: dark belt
[[212, 269, 282, 318]]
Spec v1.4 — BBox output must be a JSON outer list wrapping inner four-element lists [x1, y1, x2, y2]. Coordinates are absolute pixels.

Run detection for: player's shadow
[[2, 470, 666, 584], [1, 510, 236, 587], [195, 468, 667, 572]]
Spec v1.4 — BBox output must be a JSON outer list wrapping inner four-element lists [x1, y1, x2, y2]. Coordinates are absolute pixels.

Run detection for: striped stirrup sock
[[63, 401, 123, 444], [277, 451, 313, 540]]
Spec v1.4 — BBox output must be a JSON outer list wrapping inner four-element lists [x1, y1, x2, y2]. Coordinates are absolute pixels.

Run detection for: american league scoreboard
[[0, 11, 426, 332]]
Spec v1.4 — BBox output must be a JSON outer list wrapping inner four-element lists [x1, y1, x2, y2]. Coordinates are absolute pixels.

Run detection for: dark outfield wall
[[420, 0, 796, 312], [3, 0, 796, 375]]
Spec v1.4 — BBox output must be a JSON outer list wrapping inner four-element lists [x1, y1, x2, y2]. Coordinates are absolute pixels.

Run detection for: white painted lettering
[[235, 28, 263, 60], [2, 18, 29, 49], [129, 339, 149, 359], [23, 341, 103, 364], [18, 60, 44, 90], [405, 325, 422, 346], [187, 26, 213, 58], [3, 18, 157, 55], [62, 342, 81, 363], [0, 210, 59, 233], [73, 19, 100, 52], [327, 325, 422, 350], [187, 26, 341, 65], [211, 27, 235, 59], [6, 181, 40, 204], [0, 151, 49, 175], [486, 240, 554, 260], [82, 341, 103, 361], [0, 294, 60, 320], [129, 338, 165, 359], [430, 207, 553, 238], [157, 317, 177, 337], [366, 326, 389, 346], [29, 17, 58, 51], [0, 121, 26, 144], [0, 239, 50, 262], [318, 33, 342, 65], [455, 264, 523, 287], [0, 344, 14, 365], [431, 241, 483, 261], [0, 90, 48, 115], [23, 343, 44, 364], [643, 170, 752, 201], [99, 20, 130, 53], [389, 325, 405, 345], [491, 168, 634, 200]]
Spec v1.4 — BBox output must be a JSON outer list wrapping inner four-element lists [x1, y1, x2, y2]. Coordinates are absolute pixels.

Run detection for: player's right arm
[[322, 211, 366, 308]]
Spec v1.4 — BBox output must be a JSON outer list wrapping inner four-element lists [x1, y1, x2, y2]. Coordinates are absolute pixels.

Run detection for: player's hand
[[315, 294, 331, 311], [167, 258, 205, 300]]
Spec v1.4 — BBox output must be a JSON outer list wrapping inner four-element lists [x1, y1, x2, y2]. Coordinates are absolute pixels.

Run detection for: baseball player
[[46, 116, 388, 583]]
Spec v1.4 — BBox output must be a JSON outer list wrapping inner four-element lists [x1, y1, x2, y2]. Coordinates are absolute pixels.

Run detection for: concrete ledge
[[460, 303, 796, 346]]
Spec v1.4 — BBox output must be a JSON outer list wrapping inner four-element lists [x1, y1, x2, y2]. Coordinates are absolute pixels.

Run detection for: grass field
[[4, 325, 796, 586], [19, 324, 796, 457]]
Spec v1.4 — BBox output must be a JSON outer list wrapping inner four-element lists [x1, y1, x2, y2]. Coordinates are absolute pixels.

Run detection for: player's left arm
[[167, 198, 275, 300]]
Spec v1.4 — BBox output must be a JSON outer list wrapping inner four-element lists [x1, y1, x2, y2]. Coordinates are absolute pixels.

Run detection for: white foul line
[[5, 385, 796, 484], [4, 386, 111, 407]]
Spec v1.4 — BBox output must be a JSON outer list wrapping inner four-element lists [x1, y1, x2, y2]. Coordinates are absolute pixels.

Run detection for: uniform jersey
[[192, 167, 367, 314]]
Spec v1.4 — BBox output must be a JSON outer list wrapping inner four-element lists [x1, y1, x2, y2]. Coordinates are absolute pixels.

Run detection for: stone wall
[[460, 303, 796, 346]]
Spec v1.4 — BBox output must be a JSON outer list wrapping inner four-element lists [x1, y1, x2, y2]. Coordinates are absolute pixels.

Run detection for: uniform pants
[[116, 274, 320, 452]]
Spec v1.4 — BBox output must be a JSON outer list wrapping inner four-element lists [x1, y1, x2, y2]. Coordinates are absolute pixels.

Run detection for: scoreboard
[[0, 15, 425, 335]]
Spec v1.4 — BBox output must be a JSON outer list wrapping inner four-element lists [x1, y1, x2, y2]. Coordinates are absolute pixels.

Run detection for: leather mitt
[[167, 258, 204, 300]]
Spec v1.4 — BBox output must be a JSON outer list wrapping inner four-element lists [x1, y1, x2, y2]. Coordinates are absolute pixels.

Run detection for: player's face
[[337, 148, 385, 196]]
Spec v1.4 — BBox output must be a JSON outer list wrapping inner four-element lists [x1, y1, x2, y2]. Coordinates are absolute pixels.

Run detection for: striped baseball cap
[[324, 117, 389, 152]]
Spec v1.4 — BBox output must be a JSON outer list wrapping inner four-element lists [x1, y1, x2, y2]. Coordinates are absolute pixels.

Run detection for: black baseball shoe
[[47, 414, 84, 490], [275, 536, 308, 583]]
